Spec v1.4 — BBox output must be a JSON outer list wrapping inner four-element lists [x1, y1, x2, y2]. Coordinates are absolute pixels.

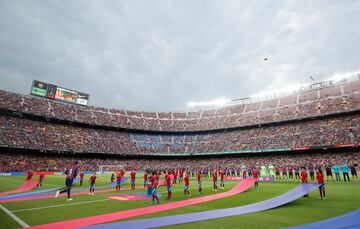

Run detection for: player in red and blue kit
[[252, 168, 259, 189], [151, 172, 160, 204], [184, 173, 191, 197], [301, 167, 309, 197], [55, 161, 79, 201], [165, 171, 172, 200], [197, 170, 202, 194], [36, 173, 45, 189], [173, 170, 178, 185], [155, 171, 161, 186], [275, 167, 281, 180], [242, 169, 247, 180], [143, 172, 148, 189], [88, 172, 97, 195], [130, 170, 136, 190], [212, 170, 218, 192], [301, 168, 308, 184], [179, 170, 184, 184], [26, 171, 33, 180], [220, 169, 225, 189], [115, 170, 123, 191], [79, 171, 84, 186], [317, 169, 326, 199]]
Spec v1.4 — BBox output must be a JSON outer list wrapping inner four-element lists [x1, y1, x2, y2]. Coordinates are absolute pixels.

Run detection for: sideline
[[0, 204, 30, 227]]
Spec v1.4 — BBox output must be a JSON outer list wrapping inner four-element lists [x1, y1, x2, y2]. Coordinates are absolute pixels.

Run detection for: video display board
[[30, 80, 89, 106]]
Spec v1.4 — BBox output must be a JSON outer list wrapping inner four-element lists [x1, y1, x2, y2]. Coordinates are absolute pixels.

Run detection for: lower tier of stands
[[0, 151, 358, 173], [0, 113, 359, 155]]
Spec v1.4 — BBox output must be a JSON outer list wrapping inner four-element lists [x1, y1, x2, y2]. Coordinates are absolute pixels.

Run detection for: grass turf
[[0, 174, 359, 229]]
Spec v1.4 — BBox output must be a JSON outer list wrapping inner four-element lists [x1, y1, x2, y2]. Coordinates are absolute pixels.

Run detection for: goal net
[[98, 165, 124, 174]]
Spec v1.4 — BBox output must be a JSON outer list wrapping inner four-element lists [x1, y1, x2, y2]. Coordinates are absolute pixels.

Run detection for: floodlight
[[328, 71, 360, 83], [187, 98, 230, 107]]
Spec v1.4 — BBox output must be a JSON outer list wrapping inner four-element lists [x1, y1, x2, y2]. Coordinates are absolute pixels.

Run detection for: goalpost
[[98, 165, 124, 174]]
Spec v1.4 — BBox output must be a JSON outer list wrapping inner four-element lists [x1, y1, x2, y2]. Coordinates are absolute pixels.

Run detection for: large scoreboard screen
[[30, 80, 89, 106]]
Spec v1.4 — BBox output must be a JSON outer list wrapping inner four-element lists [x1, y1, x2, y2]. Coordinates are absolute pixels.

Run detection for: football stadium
[[1, 2, 360, 229]]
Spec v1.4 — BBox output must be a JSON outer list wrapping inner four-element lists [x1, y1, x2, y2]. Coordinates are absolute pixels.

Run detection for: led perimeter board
[[30, 80, 89, 106]]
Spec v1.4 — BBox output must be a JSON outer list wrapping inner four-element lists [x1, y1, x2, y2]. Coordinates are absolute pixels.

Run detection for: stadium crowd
[[0, 79, 359, 132], [0, 152, 358, 182], [0, 78, 359, 185], [0, 113, 359, 155]]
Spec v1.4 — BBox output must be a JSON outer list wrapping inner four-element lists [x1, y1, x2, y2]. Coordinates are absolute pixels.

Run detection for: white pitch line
[[11, 199, 109, 213], [0, 204, 29, 227], [10, 186, 207, 213], [10, 181, 238, 213]]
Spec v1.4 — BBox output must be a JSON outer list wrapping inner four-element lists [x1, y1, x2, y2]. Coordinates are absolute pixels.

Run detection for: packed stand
[[0, 112, 359, 155], [0, 80, 360, 132]]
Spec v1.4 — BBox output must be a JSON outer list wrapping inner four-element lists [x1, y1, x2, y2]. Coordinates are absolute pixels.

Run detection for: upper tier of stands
[[0, 79, 359, 132]]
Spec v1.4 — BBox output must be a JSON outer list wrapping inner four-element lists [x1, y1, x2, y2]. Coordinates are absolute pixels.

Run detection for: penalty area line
[[0, 204, 29, 227]]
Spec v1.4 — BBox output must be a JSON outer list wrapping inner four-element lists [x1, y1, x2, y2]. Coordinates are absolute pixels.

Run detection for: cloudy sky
[[0, 1, 359, 111]]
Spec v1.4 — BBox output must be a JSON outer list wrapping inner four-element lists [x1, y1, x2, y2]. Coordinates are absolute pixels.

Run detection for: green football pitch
[[0, 174, 359, 229]]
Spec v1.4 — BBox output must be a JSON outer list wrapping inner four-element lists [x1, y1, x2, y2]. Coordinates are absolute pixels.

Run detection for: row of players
[[104, 167, 327, 204], [22, 161, 342, 202], [26, 161, 358, 195], [109, 163, 358, 185], [20, 162, 358, 201]]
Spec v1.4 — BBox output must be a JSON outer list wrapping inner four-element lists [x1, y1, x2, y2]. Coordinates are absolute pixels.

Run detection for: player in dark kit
[[325, 165, 334, 181], [288, 166, 294, 181], [350, 164, 358, 181], [282, 167, 287, 181], [294, 166, 300, 180], [309, 166, 315, 181], [55, 161, 79, 201]]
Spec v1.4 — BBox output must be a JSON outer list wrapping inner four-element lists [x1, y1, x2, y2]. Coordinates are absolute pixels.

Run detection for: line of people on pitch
[[142, 169, 228, 204], [272, 164, 358, 182], [299, 167, 327, 200]]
